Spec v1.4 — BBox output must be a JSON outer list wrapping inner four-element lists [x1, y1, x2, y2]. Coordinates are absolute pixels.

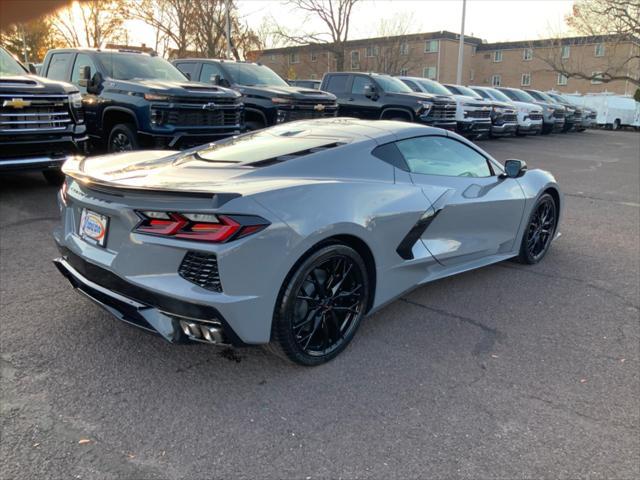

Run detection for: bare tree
[[536, 0, 640, 86], [359, 13, 418, 75], [0, 18, 63, 63], [52, 0, 127, 48], [275, 0, 359, 71]]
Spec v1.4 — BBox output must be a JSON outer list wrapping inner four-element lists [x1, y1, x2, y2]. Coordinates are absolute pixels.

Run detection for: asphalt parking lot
[[1, 129, 639, 479]]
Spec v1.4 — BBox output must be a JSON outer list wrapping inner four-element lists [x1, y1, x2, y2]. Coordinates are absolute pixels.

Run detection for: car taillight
[[134, 211, 269, 243]]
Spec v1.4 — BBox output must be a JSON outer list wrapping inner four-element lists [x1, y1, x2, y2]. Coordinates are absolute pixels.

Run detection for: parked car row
[[1, 45, 597, 185]]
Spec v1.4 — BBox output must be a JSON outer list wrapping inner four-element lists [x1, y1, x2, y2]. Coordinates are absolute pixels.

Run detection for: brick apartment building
[[250, 31, 639, 95]]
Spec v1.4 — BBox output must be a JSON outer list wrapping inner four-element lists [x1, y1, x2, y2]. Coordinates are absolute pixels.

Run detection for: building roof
[[477, 34, 640, 51]]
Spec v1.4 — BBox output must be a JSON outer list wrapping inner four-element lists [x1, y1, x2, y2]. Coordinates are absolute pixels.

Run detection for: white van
[[566, 93, 639, 130]]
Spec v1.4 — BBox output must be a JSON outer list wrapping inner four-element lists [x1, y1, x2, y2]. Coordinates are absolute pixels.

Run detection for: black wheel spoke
[[526, 198, 556, 261]]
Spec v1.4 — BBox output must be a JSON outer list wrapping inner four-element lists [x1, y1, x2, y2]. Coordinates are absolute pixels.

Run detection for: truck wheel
[[108, 123, 139, 152], [245, 120, 265, 131], [42, 168, 65, 186], [612, 119, 621, 130]]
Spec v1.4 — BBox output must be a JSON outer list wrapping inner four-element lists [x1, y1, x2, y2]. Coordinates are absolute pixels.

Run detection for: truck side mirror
[[210, 74, 221, 86], [87, 71, 103, 95], [79, 65, 91, 87], [28, 63, 37, 75], [364, 84, 377, 99]]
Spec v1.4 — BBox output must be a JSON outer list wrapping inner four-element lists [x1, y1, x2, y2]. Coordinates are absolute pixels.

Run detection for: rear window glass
[[196, 130, 343, 164]]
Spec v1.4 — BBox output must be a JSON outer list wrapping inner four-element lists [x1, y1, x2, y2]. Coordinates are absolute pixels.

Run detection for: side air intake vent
[[179, 251, 222, 292]]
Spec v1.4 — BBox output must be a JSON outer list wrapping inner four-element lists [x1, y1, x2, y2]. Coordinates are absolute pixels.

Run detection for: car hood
[[510, 101, 541, 112], [237, 84, 336, 101], [0, 74, 78, 94], [385, 91, 455, 104], [113, 78, 241, 99]]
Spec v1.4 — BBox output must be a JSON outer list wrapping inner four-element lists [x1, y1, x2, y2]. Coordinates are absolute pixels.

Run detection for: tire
[[517, 193, 558, 265], [266, 244, 370, 366], [245, 120, 265, 131], [42, 168, 65, 186], [108, 123, 139, 153], [612, 119, 621, 130]]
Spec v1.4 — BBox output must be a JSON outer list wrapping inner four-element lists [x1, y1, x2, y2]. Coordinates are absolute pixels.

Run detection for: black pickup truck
[[320, 72, 457, 129], [41, 48, 244, 152], [0, 46, 87, 184], [173, 59, 337, 130]]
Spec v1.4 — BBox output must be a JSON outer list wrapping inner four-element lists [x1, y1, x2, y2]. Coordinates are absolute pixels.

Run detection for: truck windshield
[[374, 75, 413, 93], [97, 52, 187, 81], [224, 63, 288, 87], [502, 88, 537, 103], [416, 79, 452, 96], [548, 92, 570, 104], [450, 85, 481, 98], [0, 48, 27, 76], [480, 88, 511, 103]]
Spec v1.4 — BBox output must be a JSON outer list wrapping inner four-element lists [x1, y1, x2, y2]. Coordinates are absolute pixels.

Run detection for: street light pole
[[226, 0, 232, 59], [456, 0, 467, 85]]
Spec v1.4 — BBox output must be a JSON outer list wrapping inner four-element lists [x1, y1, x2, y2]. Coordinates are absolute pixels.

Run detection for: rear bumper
[[53, 249, 245, 346]]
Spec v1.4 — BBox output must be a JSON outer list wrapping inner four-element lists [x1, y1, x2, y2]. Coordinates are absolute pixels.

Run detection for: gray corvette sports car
[[53, 118, 562, 365]]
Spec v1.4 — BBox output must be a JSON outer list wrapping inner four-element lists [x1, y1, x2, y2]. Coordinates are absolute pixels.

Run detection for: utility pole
[[456, 0, 467, 85], [225, 0, 232, 59], [21, 24, 28, 64]]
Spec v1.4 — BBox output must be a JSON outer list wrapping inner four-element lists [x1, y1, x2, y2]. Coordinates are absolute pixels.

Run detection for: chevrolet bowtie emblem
[[314, 104, 325, 112], [3, 98, 31, 109]]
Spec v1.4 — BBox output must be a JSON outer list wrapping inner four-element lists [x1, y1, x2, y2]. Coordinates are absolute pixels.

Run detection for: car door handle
[[348, 98, 354, 101]]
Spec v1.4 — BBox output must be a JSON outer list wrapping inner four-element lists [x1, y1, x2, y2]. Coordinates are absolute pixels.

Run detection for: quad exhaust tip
[[179, 320, 224, 344]]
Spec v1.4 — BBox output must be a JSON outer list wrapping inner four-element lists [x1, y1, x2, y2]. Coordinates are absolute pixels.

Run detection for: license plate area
[[79, 208, 109, 247]]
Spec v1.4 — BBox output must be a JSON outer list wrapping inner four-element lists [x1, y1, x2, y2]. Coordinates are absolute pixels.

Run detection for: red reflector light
[[135, 212, 268, 243]]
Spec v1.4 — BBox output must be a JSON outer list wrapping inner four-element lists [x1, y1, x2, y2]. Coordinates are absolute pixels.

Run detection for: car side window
[[396, 136, 492, 178], [46, 53, 72, 81], [175, 62, 198, 81], [199, 63, 225, 83], [351, 76, 373, 94], [402, 79, 420, 92], [71, 53, 98, 93], [324, 75, 348, 94], [474, 89, 490, 100]]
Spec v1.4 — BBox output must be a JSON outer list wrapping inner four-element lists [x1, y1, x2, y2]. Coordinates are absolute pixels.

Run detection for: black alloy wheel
[[108, 123, 139, 153], [518, 193, 558, 264], [268, 244, 370, 366]]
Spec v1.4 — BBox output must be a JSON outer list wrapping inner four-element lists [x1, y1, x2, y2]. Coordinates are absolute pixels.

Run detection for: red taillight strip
[[136, 213, 188, 236], [174, 215, 240, 242]]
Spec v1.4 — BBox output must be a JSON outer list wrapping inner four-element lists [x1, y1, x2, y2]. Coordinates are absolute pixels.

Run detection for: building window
[[423, 66, 437, 80], [310, 51, 317, 62], [491, 74, 501, 86], [493, 50, 503, 62], [400, 67, 409, 76], [351, 50, 360, 70], [561, 45, 570, 59], [591, 71, 604, 84], [424, 39, 439, 53], [523, 48, 533, 61], [557, 74, 568, 85], [521, 73, 531, 86], [469, 69, 475, 81], [310, 73, 317, 79], [289, 52, 299, 64], [594, 43, 605, 57], [400, 42, 409, 55], [365, 45, 378, 57], [269, 54, 276, 61]]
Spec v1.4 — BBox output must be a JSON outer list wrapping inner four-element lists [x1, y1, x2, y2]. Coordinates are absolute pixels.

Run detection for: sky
[[125, 0, 576, 49]]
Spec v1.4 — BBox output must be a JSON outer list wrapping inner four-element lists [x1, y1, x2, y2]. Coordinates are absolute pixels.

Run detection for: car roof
[[263, 117, 441, 143]]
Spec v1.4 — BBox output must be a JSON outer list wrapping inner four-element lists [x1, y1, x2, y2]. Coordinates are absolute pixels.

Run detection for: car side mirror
[[78, 65, 91, 87], [28, 63, 37, 75], [364, 84, 377, 99], [503, 159, 527, 178], [210, 74, 221, 86], [87, 71, 103, 95]]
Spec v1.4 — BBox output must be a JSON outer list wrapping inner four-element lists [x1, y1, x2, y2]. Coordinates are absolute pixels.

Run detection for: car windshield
[[484, 88, 512, 102], [225, 63, 288, 87], [501, 88, 536, 103], [416, 79, 452, 95], [548, 92, 570, 104], [535, 91, 558, 103], [97, 52, 187, 81], [374, 75, 413, 93], [0, 48, 27, 76]]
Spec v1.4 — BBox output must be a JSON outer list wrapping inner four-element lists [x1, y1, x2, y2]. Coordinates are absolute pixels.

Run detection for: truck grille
[[278, 102, 338, 122], [553, 110, 565, 118], [529, 112, 543, 121], [179, 251, 222, 292], [167, 108, 242, 127], [573, 110, 583, 120], [0, 94, 71, 133], [467, 109, 491, 119], [427, 104, 456, 120], [502, 113, 517, 122]]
